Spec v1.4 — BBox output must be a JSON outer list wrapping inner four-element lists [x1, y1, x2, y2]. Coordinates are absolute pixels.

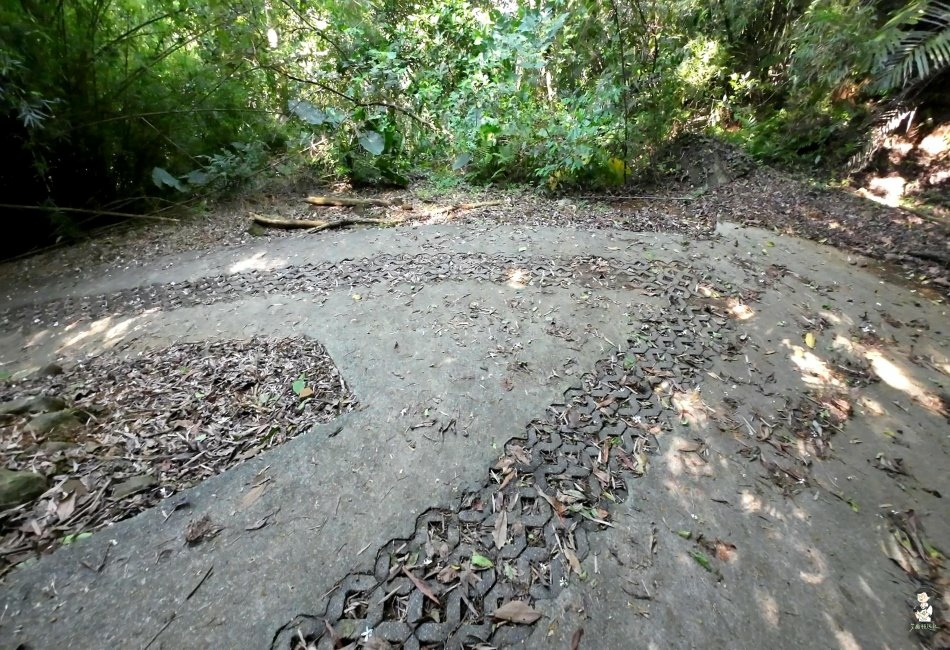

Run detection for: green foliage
[[873, 0, 950, 92], [0, 0, 939, 249]]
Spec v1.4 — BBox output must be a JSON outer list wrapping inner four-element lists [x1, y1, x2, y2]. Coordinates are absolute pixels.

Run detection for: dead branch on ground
[[251, 198, 504, 233], [251, 213, 405, 231]]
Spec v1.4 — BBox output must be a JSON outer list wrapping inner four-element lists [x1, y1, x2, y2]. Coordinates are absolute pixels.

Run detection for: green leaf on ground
[[471, 553, 494, 568], [690, 550, 713, 572]]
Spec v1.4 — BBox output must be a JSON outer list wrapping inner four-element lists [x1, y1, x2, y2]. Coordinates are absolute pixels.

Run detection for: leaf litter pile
[[0, 336, 355, 575]]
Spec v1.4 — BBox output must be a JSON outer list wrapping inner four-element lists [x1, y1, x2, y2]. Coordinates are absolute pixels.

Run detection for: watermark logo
[[911, 591, 938, 632]]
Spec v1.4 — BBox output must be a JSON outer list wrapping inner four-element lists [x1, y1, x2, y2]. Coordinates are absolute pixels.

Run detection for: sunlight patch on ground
[[863, 348, 948, 416], [819, 310, 843, 326], [24, 329, 51, 349], [506, 268, 529, 289], [59, 311, 156, 352], [858, 175, 907, 207], [784, 340, 845, 388], [797, 545, 828, 585], [755, 588, 780, 628], [833, 334, 854, 351], [858, 395, 887, 416], [856, 574, 885, 609], [738, 490, 762, 513], [919, 130, 948, 157], [728, 298, 755, 320], [823, 612, 861, 650], [673, 389, 712, 427], [737, 490, 795, 524], [229, 252, 287, 274], [662, 438, 715, 478]]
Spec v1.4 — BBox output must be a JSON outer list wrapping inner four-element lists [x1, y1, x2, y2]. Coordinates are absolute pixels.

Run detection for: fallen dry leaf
[[437, 565, 458, 583], [493, 510, 508, 550], [240, 478, 271, 511], [563, 548, 582, 575], [56, 494, 76, 521], [714, 540, 737, 562], [402, 565, 440, 606], [536, 487, 565, 521], [492, 600, 542, 624], [592, 466, 610, 486], [571, 627, 584, 650], [185, 514, 221, 546], [509, 445, 531, 465]]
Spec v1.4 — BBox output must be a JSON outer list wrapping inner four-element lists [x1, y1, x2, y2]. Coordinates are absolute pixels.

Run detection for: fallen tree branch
[[251, 213, 404, 231], [424, 200, 503, 215], [304, 196, 400, 208], [572, 195, 694, 201], [0, 203, 180, 222]]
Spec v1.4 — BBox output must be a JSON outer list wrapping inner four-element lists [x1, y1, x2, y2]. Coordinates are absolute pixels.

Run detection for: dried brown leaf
[[492, 600, 542, 624], [363, 638, 392, 650], [437, 565, 458, 583], [571, 628, 584, 650], [714, 540, 737, 562], [509, 445, 531, 465], [493, 510, 508, 550], [56, 494, 77, 522], [240, 479, 271, 511], [536, 487, 565, 521], [185, 514, 220, 546], [563, 548, 582, 575], [402, 565, 440, 606]]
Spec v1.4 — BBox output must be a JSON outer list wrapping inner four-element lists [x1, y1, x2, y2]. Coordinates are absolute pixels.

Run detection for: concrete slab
[[0, 221, 946, 649]]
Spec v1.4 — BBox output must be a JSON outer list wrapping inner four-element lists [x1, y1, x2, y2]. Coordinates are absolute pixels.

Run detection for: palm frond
[[874, 0, 950, 91]]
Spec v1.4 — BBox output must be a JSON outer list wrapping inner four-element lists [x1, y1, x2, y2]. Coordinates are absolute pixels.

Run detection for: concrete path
[[0, 221, 947, 649]]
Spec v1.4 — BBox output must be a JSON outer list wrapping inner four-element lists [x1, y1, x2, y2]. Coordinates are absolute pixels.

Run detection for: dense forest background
[[1, 0, 948, 257]]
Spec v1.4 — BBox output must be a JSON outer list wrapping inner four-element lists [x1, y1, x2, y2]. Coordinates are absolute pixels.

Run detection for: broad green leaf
[[292, 375, 307, 395], [186, 169, 211, 186], [358, 131, 385, 155], [452, 152, 472, 170], [151, 167, 185, 191], [288, 99, 326, 125]]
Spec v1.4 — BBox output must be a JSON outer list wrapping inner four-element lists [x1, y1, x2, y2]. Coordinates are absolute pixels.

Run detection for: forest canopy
[[1, 0, 948, 253]]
